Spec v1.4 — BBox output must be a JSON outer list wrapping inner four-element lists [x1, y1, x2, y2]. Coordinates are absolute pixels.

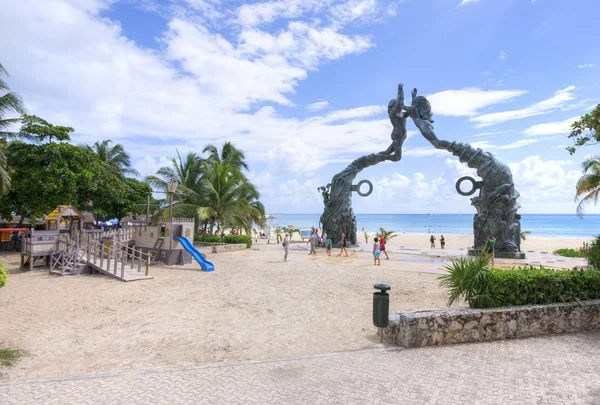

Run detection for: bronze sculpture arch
[[318, 83, 523, 258]]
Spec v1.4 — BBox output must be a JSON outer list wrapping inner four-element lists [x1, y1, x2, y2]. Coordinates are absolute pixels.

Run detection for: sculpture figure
[[378, 83, 410, 162], [402, 88, 522, 256]]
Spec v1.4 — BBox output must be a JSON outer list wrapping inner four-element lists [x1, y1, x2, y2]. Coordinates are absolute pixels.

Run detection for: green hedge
[[194, 234, 223, 243], [439, 254, 600, 308], [486, 267, 600, 307], [223, 234, 252, 248], [554, 248, 582, 258], [0, 262, 7, 289]]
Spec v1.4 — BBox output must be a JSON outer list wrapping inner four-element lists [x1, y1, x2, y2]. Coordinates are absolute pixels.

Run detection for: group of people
[[282, 228, 351, 262], [429, 235, 446, 249]]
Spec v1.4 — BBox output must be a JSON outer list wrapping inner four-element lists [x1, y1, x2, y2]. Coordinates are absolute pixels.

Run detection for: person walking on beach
[[379, 235, 389, 260], [308, 230, 317, 255], [440, 235, 445, 249], [373, 237, 381, 266], [430, 235, 436, 248], [326, 236, 332, 256], [338, 233, 349, 257], [484, 235, 496, 267], [283, 233, 290, 262], [320, 230, 328, 247]]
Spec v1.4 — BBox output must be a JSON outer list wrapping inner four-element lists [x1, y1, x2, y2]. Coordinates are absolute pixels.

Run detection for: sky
[[1, 0, 599, 215]]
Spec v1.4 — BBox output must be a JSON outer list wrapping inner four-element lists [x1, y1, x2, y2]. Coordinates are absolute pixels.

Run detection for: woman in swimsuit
[[338, 233, 349, 257]]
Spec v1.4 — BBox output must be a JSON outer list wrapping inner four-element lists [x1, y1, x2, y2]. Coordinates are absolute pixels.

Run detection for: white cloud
[[134, 156, 172, 179], [460, 0, 479, 5], [509, 156, 579, 205], [499, 51, 506, 60], [523, 116, 579, 137], [577, 64, 596, 69], [472, 130, 509, 138], [426, 88, 527, 117], [307, 101, 330, 112], [470, 86, 577, 127], [319, 105, 386, 123]]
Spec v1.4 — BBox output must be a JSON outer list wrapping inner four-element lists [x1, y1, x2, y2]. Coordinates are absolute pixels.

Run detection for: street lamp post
[[166, 180, 179, 250]]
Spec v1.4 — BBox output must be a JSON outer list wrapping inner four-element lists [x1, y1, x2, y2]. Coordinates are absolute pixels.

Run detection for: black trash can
[[373, 283, 391, 328]]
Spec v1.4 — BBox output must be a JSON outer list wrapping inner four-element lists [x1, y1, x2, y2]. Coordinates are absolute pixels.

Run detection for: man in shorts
[[379, 236, 389, 260], [309, 230, 317, 255]]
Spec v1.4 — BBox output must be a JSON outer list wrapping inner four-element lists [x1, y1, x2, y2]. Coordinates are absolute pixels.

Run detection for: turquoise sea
[[270, 214, 600, 238]]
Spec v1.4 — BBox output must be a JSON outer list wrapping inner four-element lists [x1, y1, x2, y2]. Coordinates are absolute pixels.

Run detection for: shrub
[[194, 234, 223, 243], [554, 248, 582, 258], [439, 257, 600, 308], [0, 262, 7, 289], [582, 235, 600, 269], [223, 234, 252, 248]]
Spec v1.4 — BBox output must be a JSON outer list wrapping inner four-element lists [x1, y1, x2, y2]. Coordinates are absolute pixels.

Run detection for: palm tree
[[85, 139, 139, 176], [282, 226, 301, 242], [575, 155, 600, 216], [202, 142, 249, 171], [377, 227, 398, 240], [520, 230, 531, 241], [195, 160, 264, 234], [0, 63, 27, 193], [0, 63, 26, 140], [145, 150, 205, 225]]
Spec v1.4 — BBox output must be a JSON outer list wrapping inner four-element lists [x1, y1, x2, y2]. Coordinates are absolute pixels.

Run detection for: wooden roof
[[44, 205, 84, 222]]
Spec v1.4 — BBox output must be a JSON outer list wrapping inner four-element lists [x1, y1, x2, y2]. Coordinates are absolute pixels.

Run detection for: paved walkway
[[2, 332, 600, 405]]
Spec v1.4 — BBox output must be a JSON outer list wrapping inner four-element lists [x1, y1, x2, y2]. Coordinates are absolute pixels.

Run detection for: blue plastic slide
[[173, 236, 215, 272]]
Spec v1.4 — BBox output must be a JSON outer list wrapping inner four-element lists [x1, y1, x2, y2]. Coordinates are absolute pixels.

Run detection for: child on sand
[[373, 237, 381, 266], [326, 236, 332, 256], [484, 235, 496, 267], [430, 235, 436, 248]]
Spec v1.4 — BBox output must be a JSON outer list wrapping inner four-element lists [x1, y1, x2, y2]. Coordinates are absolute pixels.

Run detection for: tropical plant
[[574, 155, 600, 215], [364, 231, 369, 244], [520, 230, 531, 240], [567, 104, 600, 154], [437, 253, 494, 308], [282, 226, 301, 242], [0, 63, 26, 139], [554, 248, 582, 258], [0, 63, 27, 193], [223, 234, 252, 248], [0, 260, 7, 289], [19, 114, 73, 143], [84, 139, 139, 176], [377, 227, 398, 240], [202, 141, 248, 171], [582, 235, 600, 270], [275, 227, 283, 243], [195, 160, 264, 234]]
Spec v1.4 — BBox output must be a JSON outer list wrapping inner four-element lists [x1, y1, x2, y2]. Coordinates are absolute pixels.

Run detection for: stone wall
[[382, 300, 600, 348], [193, 243, 247, 254]]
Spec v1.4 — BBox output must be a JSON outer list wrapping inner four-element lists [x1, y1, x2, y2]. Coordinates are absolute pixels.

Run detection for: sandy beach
[[0, 234, 589, 381]]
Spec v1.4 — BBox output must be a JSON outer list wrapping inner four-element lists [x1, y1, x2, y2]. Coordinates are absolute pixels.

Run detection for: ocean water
[[269, 214, 600, 238]]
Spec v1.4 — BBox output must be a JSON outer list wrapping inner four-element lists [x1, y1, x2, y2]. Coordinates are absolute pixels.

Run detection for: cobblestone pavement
[[2, 332, 600, 405]]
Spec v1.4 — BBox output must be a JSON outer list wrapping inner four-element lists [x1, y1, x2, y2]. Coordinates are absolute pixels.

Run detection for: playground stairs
[[49, 233, 153, 282], [148, 237, 164, 264]]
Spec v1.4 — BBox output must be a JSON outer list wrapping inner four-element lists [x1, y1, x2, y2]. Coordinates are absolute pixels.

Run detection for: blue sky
[[2, 0, 599, 214]]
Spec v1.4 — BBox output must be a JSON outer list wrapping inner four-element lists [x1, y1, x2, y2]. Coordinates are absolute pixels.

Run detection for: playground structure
[[19, 205, 213, 280]]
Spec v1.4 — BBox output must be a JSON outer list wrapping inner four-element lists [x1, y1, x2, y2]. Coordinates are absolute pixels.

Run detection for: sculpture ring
[[352, 180, 373, 197], [455, 176, 481, 196]]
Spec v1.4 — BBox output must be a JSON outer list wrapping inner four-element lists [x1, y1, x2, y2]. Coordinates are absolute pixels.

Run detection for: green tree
[[84, 139, 139, 176], [195, 160, 264, 234], [19, 114, 73, 143], [520, 230, 532, 240], [202, 141, 249, 171], [0, 63, 26, 139], [0, 141, 121, 225], [575, 155, 600, 215], [91, 177, 152, 222], [377, 227, 398, 241], [0, 63, 27, 193], [281, 226, 301, 241], [567, 104, 600, 154]]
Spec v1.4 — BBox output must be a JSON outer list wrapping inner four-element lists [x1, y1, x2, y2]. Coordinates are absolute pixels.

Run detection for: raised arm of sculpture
[[403, 88, 449, 150], [378, 83, 409, 162]]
